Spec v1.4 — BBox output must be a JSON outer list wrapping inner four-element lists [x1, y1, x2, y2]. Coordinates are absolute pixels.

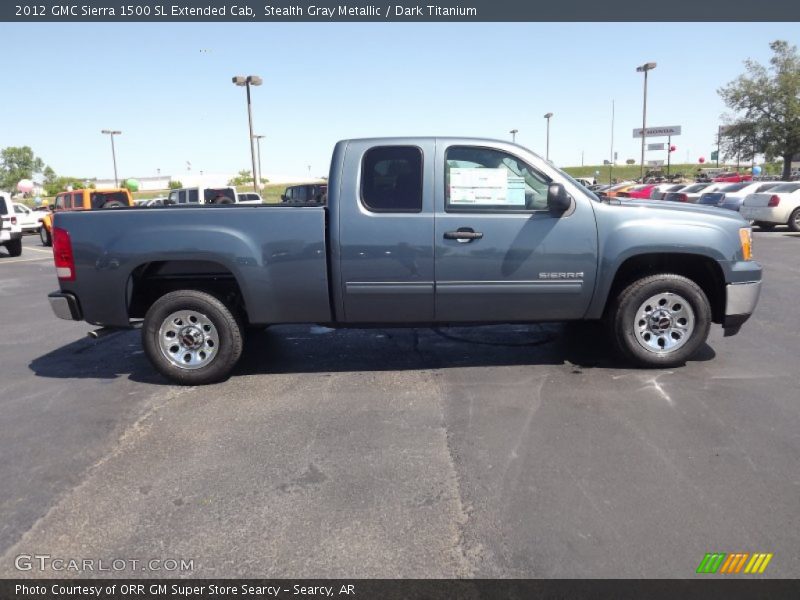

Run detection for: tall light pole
[[253, 134, 265, 189], [636, 62, 657, 180], [509, 128, 518, 143], [101, 129, 121, 187], [232, 75, 262, 193], [543, 113, 553, 161]]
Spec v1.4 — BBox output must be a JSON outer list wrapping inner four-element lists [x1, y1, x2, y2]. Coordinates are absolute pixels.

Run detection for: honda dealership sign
[[633, 125, 682, 138]]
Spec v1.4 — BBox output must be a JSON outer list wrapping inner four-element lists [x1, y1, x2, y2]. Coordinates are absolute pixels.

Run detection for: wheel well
[[605, 253, 726, 323], [127, 260, 248, 323]]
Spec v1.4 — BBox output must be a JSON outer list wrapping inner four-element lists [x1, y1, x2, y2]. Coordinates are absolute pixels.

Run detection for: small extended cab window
[[188, 189, 199, 203], [445, 146, 550, 211], [361, 146, 423, 212]]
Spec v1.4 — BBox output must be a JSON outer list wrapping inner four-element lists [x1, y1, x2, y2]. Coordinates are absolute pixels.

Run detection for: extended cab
[[47, 138, 762, 384]]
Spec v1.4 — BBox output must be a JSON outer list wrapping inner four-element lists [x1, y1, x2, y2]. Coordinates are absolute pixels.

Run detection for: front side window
[[361, 146, 422, 212], [445, 146, 550, 211]]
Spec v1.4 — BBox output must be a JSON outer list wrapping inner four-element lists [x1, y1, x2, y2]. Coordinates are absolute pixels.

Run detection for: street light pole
[[232, 75, 263, 193], [543, 113, 553, 161], [509, 129, 518, 143], [636, 62, 657, 181], [101, 129, 121, 187], [253, 134, 265, 189]]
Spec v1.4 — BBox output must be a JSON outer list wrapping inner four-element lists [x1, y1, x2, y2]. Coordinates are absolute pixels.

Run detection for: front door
[[434, 143, 598, 322]]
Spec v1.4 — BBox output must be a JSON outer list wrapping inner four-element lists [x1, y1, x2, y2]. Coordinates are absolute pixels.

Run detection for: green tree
[[719, 40, 800, 180], [168, 180, 183, 189], [0, 146, 45, 192], [228, 169, 253, 186], [44, 176, 86, 196]]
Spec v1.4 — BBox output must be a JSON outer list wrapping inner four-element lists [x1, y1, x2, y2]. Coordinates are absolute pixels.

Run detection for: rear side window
[[188, 189, 199, 203], [771, 183, 800, 193], [0, 197, 8, 214], [361, 146, 422, 212], [204, 188, 235, 203]]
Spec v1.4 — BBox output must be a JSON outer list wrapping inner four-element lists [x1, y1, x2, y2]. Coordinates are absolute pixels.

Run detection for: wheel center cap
[[650, 311, 672, 333], [179, 326, 203, 349]]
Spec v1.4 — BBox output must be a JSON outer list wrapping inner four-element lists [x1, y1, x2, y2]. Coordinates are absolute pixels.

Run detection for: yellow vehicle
[[40, 188, 133, 246]]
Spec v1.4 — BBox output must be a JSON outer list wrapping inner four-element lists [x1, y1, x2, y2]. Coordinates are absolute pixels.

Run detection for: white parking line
[[23, 246, 53, 254], [0, 256, 51, 265]]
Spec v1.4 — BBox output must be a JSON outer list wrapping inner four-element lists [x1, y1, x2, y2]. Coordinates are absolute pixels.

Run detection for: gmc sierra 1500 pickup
[[47, 137, 762, 385]]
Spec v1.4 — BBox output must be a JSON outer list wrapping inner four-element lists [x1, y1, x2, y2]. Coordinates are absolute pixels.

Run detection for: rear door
[[336, 140, 435, 322], [433, 142, 598, 322]]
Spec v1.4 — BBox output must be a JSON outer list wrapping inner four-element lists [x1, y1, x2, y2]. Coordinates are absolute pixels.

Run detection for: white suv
[[1, 192, 23, 256], [166, 186, 244, 205]]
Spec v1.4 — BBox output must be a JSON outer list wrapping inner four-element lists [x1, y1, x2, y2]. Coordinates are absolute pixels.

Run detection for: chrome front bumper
[[723, 280, 762, 335]]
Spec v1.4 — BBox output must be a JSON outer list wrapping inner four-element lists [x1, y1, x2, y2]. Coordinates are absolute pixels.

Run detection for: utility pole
[[543, 113, 553, 161], [636, 62, 657, 181], [101, 130, 121, 187], [232, 75, 263, 193]]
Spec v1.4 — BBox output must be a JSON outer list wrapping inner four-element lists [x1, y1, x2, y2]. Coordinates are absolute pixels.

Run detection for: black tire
[[101, 200, 125, 209], [142, 290, 243, 385], [788, 208, 800, 233], [6, 238, 22, 257], [40, 227, 52, 246], [755, 222, 775, 231], [609, 274, 711, 368]]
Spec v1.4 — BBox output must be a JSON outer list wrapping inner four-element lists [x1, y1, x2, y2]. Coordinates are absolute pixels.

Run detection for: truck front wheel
[[609, 274, 711, 368], [40, 227, 52, 246], [143, 290, 243, 385]]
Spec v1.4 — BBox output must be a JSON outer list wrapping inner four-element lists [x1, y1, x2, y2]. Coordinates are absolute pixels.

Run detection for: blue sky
[[1, 22, 796, 180]]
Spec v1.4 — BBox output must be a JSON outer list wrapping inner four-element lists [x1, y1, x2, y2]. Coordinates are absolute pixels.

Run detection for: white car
[[1, 193, 23, 256], [13, 203, 44, 232], [167, 186, 244, 205], [740, 182, 800, 231], [237, 192, 263, 204]]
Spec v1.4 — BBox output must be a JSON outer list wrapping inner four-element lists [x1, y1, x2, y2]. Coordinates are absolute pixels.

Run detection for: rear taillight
[[10, 216, 17, 225], [767, 195, 780, 207], [52, 226, 75, 281], [678, 193, 688, 202]]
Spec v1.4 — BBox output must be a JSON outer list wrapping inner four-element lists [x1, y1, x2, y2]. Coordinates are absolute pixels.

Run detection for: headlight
[[739, 227, 753, 261]]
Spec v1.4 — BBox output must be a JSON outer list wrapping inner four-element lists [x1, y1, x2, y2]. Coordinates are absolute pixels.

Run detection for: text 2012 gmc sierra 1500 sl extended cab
[[48, 137, 762, 385]]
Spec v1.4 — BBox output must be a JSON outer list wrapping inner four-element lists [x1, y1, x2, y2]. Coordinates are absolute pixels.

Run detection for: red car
[[617, 184, 658, 199], [713, 172, 753, 183]]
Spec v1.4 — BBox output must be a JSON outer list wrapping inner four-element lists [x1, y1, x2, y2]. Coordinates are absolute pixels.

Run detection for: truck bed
[[55, 205, 331, 327]]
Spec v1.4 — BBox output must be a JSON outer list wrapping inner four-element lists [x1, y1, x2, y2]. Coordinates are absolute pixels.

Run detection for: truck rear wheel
[[609, 274, 711, 368], [143, 290, 243, 385]]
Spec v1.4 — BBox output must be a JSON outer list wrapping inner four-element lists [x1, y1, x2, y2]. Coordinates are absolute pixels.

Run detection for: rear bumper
[[48, 291, 82, 321], [723, 280, 762, 336], [740, 206, 781, 223]]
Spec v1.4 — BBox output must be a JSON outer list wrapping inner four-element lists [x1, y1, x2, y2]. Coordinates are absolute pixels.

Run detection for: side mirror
[[547, 183, 571, 213], [48, 204, 55, 211], [280, 194, 287, 202]]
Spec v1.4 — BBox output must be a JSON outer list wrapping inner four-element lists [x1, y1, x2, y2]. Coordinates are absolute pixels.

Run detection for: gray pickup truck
[[48, 137, 762, 385]]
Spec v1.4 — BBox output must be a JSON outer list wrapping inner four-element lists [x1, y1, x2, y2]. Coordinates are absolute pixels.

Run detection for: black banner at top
[[3, 0, 800, 21]]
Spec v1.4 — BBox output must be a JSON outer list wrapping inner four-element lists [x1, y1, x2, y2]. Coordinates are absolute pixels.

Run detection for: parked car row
[[599, 178, 800, 232]]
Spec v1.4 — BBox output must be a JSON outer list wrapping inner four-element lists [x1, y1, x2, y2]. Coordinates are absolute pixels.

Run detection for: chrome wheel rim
[[793, 212, 800, 228], [633, 292, 695, 354], [158, 310, 218, 370]]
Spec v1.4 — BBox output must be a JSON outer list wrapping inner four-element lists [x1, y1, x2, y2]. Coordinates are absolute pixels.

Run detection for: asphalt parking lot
[[0, 231, 798, 578]]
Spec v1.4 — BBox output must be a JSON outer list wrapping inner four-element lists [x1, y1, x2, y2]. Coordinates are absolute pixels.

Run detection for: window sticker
[[449, 168, 525, 206]]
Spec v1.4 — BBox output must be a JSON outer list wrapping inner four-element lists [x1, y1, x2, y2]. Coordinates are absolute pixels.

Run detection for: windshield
[[683, 184, 709, 193]]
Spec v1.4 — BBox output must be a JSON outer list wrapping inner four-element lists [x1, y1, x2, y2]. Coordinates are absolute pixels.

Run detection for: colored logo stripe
[[697, 552, 773, 574], [697, 553, 726, 574], [744, 553, 773, 574]]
